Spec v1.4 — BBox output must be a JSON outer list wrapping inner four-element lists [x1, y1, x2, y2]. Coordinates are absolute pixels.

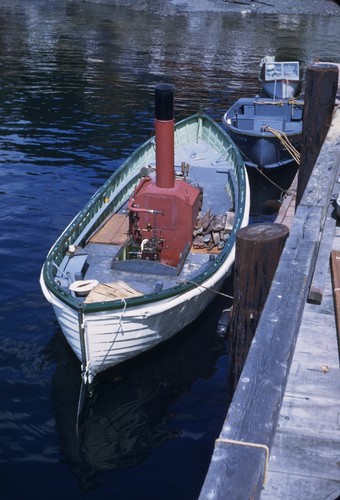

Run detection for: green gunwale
[[42, 113, 247, 313]]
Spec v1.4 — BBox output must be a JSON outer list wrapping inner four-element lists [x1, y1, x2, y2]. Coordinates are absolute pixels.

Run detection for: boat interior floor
[[84, 242, 214, 295]]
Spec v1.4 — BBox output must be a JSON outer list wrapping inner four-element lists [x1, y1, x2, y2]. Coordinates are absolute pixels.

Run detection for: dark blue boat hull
[[222, 97, 303, 169]]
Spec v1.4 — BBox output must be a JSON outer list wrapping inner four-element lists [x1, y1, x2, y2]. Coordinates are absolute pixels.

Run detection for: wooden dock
[[261, 223, 340, 498], [261, 106, 340, 499], [199, 106, 340, 499]]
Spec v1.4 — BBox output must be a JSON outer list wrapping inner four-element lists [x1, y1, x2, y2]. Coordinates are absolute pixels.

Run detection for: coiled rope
[[255, 98, 304, 107], [264, 125, 301, 165]]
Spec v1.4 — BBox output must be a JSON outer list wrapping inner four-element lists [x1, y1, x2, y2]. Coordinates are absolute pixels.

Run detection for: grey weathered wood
[[199, 206, 320, 500], [262, 245, 340, 498], [296, 64, 338, 207], [308, 201, 337, 303], [230, 223, 289, 391], [199, 108, 340, 500], [269, 429, 340, 478], [263, 430, 340, 500], [261, 472, 340, 500], [228, 0, 251, 4]]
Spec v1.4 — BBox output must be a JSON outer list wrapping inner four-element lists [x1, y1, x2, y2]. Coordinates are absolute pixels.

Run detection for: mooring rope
[[237, 146, 296, 200], [255, 98, 304, 107], [177, 279, 233, 300], [96, 298, 127, 375], [264, 125, 301, 165], [254, 167, 297, 201]]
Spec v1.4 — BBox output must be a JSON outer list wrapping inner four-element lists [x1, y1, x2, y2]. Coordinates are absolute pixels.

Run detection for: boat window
[[265, 62, 299, 81]]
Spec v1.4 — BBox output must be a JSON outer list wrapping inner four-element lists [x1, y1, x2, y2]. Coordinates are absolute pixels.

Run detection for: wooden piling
[[296, 63, 338, 207], [230, 223, 289, 391]]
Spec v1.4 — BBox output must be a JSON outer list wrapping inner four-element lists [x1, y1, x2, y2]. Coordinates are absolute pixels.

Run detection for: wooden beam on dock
[[308, 201, 337, 304], [275, 173, 297, 229]]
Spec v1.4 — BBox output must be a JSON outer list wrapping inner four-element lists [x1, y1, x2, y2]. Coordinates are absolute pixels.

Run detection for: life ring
[[69, 279, 99, 296]]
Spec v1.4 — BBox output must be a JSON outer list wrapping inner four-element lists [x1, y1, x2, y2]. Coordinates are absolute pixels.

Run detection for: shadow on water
[[247, 162, 299, 220], [50, 285, 233, 493]]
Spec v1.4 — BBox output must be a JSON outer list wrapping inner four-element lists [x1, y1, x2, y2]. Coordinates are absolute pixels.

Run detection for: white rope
[[178, 279, 233, 299], [265, 125, 301, 165], [97, 298, 127, 373]]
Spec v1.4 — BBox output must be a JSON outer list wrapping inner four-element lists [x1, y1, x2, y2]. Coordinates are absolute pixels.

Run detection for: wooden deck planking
[[262, 473, 340, 500], [261, 434, 340, 500], [88, 213, 129, 245], [261, 147, 340, 497]]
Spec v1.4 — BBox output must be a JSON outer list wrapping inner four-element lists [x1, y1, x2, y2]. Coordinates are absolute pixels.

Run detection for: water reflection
[[247, 162, 299, 216], [51, 293, 230, 491], [1, 1, 340, 498]]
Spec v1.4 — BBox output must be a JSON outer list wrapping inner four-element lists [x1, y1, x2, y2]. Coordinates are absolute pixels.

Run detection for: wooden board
[[308, 202, 337, 304], [275, 173, 297, 229], [89, 214, 129, 245], [85, 281, 143, 303], [262, 312, 340, 498], [190, 246, 221, 254]]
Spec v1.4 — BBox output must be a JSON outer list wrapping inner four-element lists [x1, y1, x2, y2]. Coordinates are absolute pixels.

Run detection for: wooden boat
[[222, 96, 303, 169], [40, 84, 250, 385], [259, 56, 301, 99]]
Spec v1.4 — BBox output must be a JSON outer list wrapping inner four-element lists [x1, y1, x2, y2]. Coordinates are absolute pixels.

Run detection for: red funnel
[[154, 84, 175, 189]]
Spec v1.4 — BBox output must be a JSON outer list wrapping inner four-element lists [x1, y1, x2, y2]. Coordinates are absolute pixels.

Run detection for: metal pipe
[[154, 83, 175, 189]]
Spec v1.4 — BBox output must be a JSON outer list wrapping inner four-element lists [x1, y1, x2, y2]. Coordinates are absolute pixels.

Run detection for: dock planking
[[262, 108, 340, 498], [261, 238, 340, 498], [199, 106, 340, 499], [274, 173, 297, 229]]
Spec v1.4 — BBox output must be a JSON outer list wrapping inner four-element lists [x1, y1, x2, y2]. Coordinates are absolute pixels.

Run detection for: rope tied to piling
[[177, 279, 233, 300], [214, 437, 270, 486], [264, 125, 301, 165]]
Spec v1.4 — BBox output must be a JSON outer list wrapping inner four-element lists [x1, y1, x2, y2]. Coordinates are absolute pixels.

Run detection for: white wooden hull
[[40, 110, 250, 384], [41, 248, 235, 384]]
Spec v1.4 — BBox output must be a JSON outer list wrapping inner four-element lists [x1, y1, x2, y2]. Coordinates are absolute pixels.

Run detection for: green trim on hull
[[42, 113, 247, 313]]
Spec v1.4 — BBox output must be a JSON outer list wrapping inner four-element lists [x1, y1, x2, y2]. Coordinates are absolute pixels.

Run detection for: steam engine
[[126, 84, 201, 268]]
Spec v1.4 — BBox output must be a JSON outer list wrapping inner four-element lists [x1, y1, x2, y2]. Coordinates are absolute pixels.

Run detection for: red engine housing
[[130, 177, 201, 267]]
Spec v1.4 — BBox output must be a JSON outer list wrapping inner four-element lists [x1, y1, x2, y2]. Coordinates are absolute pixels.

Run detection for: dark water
[[0, 1, 339, 498]]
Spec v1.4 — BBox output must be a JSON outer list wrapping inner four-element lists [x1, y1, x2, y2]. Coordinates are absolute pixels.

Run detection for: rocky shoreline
[[68, 0, 340, 16]]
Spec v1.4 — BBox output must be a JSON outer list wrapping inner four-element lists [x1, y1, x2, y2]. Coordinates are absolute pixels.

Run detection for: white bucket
[[69, 279, 99, 297]]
